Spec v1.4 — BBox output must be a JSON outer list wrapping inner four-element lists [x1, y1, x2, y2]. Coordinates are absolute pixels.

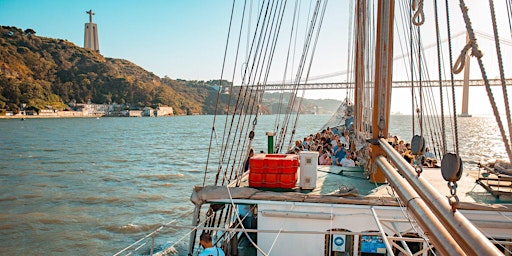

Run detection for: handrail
[[113, 219, 176, 256], [375, 156, 465, 255], [378, 138, 504, 255]]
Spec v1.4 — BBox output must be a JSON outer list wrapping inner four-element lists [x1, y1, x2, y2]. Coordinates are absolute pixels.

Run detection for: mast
[[354, 0, 366, 135], [370, 0, 395, 183]]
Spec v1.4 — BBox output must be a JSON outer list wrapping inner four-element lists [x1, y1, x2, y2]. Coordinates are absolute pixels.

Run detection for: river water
[[0, 114, 508, 255]]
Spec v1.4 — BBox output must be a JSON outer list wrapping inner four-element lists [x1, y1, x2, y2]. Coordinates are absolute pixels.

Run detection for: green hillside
[[0, 25, 338, 116]]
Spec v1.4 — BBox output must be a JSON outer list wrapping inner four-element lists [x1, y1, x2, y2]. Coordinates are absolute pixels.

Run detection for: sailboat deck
[[193, 164, 512, 211], [246, 164, 512, 203]]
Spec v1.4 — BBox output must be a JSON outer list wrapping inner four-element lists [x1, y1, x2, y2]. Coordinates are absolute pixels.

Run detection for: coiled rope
[[412, 0, 425, 26]]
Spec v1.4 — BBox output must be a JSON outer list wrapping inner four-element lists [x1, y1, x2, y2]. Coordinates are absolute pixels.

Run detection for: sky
[[0, 0, 511, 115]]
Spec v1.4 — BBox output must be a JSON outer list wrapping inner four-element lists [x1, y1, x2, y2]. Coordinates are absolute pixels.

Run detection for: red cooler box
[[249, 154, 299, 189]]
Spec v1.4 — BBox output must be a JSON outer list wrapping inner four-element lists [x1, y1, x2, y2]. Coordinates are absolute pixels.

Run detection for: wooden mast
[[370, 0, 395, 183], [354, 0, 366, 135]]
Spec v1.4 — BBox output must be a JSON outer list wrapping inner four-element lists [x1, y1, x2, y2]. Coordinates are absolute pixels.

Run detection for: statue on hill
[[86, 10, 95, 23]]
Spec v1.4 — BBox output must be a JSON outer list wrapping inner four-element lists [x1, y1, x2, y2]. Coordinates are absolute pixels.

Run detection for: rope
[[418, 25, 424, 141], [412, 0, 425, 26], [203, 0, 238, 187], [451, 40, 475, 75], [224, 0, 277, 184], [277, 0, 322, 152], [224, 180, 270, 256], [390, 186, 436, 255], [287, 0, 328, 150], [214, 0, 253, 187], [458, 0, 512, 163], [445, 0, 460, 156], [274, 0, 300, 145], [489, 0, 512, 159], [410, 1, 416, 136], [507, 0, 512, 41], [433, 0, 447, 155]]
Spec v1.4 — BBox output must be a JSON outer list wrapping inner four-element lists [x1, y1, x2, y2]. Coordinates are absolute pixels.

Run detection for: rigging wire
[[410, 5, 445, 151], [273, 0, 300, 143], [444, 0, 459, 156], [203, 0, 238, 186], [507, 0, 512, 41], [288, 0, 329, 150], [417, 21, 424, 141], [232, 0, 289, 183], [409, 0, 416, 137], [433, 0, 447, 155], [218, 0, 253, 186], [345, 0, 355, 100], [276, 0, 322, 153], [196, 1, 512, 255], [488, 0, 512, 159], [223, 0, 276, 185], [457, 0, 512, 163], [275, 0, 315, 153], [229, 0, 283, 182]]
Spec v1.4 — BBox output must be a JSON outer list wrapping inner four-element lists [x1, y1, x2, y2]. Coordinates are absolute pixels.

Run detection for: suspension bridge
[[230, 78, 512, 91]]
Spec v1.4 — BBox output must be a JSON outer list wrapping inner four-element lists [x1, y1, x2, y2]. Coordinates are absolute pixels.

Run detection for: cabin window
[[324, 228, 354, 256], [358, 231, 386, 256]]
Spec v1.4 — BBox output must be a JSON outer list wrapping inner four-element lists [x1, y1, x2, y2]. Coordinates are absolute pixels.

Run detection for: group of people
[[289, 130, 437, 168], [288, 127, 359, 167], [388, 136, 438, 168]]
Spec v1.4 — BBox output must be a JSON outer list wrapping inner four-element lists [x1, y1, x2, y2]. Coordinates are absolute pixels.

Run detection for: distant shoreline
[[0, 113, 191, 119], [0, 114, 102, 119]]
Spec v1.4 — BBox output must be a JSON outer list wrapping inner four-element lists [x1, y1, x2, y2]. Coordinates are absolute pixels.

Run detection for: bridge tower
[[84, 10, 100, 52], [459, 33, 471, 117]]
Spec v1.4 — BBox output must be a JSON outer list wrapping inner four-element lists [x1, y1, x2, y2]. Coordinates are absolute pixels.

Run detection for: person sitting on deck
[[351, 151, 360, 166], [333, 141, 347, 166], [423, 147, 437, 167], [403, 143, 415, 164], [326, 126, 333, 136], [319, 151, 332, 165], [424, 147, 435, 159], [294, 140, 303, 151], [331, 135, 339, 147], [199, 232, 225, 256], [244, 148, 254, 172], [339, 152, 356, 167], [302, 137, 309, 149], [397, 140, 407, 155], [339, 132, 348, 146]]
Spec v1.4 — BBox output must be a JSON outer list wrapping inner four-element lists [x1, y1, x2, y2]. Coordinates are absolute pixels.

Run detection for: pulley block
[[441, 153, 463, 182], [410, 135, 425, 155]]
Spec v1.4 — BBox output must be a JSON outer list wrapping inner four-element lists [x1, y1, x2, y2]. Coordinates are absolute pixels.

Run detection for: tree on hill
[[24, 28, 36, 36]]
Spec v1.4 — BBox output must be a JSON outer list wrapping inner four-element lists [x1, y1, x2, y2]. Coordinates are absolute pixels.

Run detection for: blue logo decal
[[334, 237, 344, 246]]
